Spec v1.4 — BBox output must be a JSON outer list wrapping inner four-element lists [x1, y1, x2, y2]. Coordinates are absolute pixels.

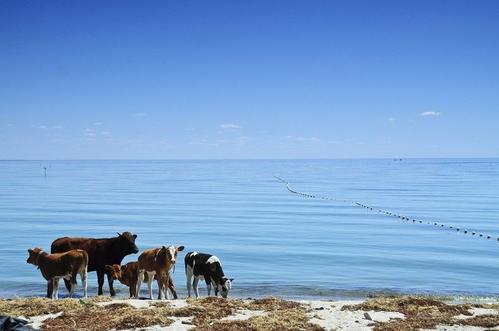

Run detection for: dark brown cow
[[105, 262, 177, 298], [137, 245, 184, 300], [27, 248, 88, 299], [49, 232, 138, 296]]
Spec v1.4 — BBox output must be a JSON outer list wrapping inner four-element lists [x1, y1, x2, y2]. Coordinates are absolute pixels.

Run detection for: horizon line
[[1, 157, 498, 162]]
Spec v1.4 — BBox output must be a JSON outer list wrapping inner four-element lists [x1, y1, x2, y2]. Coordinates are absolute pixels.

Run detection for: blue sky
[[1, 0, 498, 159]]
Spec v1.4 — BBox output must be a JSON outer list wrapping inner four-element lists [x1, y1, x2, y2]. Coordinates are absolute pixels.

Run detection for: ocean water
[[0, 159, 498, 300]]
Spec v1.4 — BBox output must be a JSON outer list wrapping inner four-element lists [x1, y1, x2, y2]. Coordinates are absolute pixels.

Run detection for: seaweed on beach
[[186, 297, 247, 326], [0, 297, 109, 317], [41, 302, 174, 330], [458, 314, 499, 328], [247, 297, 302, 311], [197, 305, 324, 331], [0, 296, 326, 330], [189, 297, 323, 331], [342, 295, 499, 331]]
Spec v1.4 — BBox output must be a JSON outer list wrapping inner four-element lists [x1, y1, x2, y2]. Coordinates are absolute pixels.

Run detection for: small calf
[[105, 262, 177, 298], [137, 245, 184, 300], [27, 248, 88, 299], [185, 252, 233, 298]]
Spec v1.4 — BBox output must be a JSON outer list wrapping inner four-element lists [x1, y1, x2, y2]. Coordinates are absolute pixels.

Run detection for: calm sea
[[0, 159, 498, 299]]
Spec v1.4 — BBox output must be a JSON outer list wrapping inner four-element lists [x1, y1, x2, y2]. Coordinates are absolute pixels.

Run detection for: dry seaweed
[[342, 296, 499, 331], [248, 297, 302, 311], [199, 307, 324, 331], [42, 302, 173, 330], [0, 297, 108, 317]]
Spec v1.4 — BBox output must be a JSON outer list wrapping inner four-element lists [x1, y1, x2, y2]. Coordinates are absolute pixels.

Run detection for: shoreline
[[1, 295, 499, 330]]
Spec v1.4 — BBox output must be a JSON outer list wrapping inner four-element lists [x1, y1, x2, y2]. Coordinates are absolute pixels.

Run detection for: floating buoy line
[[274, 176, 497, 243]]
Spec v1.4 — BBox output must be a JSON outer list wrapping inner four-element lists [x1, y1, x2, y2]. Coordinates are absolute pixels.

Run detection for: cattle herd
[[26, 232, 233, 300]]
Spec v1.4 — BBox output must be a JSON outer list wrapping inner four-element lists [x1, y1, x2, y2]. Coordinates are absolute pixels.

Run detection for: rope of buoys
[[274, 176, 497, 243]]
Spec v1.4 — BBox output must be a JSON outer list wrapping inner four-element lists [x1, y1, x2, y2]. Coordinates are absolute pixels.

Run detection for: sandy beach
[[1, 295, 499, 330]]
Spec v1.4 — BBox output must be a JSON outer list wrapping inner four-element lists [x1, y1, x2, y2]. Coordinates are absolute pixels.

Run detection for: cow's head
[[105, 264, 123, 280], [117, 232, 139, 254], [26, 247, 43, 266], [158, 245, 184, 266], [219, 277, 234, 298]]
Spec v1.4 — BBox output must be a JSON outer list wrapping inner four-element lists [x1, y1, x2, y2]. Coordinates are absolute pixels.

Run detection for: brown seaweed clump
[[0, 297, 109, 317], [342, 296, 499, 331], [41, 302, 174, 330], [195, 297, 324, 331]]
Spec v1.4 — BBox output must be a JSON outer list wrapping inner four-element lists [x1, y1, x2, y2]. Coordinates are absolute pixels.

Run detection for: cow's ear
[[27, 249, 32, 253], [162, 246, 166, 250], [105, 265, 113, 272], [229, 278, 234, 282], [177, 246, 184, 252], [133, 234, 137, 239], [116, 232, 122, 237]]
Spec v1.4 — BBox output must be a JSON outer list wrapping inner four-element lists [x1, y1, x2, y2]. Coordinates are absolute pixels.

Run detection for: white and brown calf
[[137, 245, 184, 300], [185, 252, 233, 298], [27, 247, 88, 299]]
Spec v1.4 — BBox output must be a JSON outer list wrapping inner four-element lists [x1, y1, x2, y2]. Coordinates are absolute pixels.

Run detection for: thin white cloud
[[134, 112, 147, 117], [387, 117, 395, 121], [220, 123, 242, 129], [421, 111, 440, 117], [285, 135, 321, 142], [84, 128, 96, 137], [93, 122, 103, 126], [33, 124, 63, 130]]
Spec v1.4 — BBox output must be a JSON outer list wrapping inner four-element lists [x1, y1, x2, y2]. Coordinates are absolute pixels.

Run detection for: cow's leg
[[53, 278, 60, 299], [107, 273, 116, 296], [146, 271, 155, 300], [63, 278, 72, 294], [47, 280, 53, 299], [81, 267, 88, 298], [193, 278, 200, 298], [168, 274, 177, 299], [97, 269, 105, 295], [164, 274, 170, 300], [137, 270, 145, 298], [69, 282, 75, 298], [157, 273, 165, 300], [206, 281, 212, 296], [185, 265, 193, 298], [129, 281, 135, 298], [46, 280, 53, 298]]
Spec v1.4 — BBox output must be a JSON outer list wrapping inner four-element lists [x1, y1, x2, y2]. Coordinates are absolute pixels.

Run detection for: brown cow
[[137, 245, 184, 300], [49, 231, 139, 297], [105, 262, 177, 298], [27, 248, 88, 299]]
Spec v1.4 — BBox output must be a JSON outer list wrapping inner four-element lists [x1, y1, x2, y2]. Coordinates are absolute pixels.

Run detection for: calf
[[137, 245, 184, 300], [105, 262, 177, 298], [185, 252, 233, 298], [27, 248, 88, 299]]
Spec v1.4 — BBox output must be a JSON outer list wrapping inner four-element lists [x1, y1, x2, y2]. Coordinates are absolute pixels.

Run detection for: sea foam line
[[275, 176, 498, 243]]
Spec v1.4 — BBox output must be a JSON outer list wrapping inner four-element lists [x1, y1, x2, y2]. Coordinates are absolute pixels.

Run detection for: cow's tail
[[184, 252, 191, 272], [72, 250, 89, 285]]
